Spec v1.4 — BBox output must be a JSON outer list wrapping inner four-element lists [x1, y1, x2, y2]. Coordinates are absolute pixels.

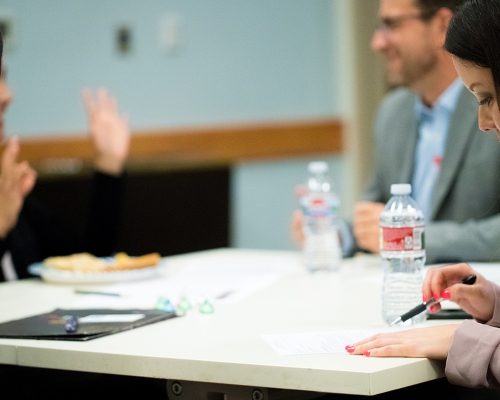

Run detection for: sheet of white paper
[[466, 263, 500, 284], [79, 314, 145, 323], [263, 328, 408, 356], [71, 253, 300, 309]]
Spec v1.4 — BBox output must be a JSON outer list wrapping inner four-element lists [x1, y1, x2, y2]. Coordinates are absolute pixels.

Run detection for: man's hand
[[291, 184, 308, 249], [353, 201, 385, 253], [291, 209, 304, 249], [0, 137, 36, 238], [83, 88, 130, 176]]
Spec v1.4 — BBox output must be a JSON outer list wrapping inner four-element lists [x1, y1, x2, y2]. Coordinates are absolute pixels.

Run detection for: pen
[[64, 315, 79, 333], [389, 274, 477, 326], [75, 290, 121, 297]]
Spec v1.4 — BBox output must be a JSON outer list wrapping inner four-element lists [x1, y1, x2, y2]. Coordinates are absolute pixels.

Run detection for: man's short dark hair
[[415, 0, 466, 20]]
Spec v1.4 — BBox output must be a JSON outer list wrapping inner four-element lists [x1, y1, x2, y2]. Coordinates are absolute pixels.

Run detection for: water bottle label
[[379, 226, 425, 251], [301, 195, 338, 217]]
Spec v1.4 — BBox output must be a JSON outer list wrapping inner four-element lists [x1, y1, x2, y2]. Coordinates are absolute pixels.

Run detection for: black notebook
[[0, 308, 176, 341]]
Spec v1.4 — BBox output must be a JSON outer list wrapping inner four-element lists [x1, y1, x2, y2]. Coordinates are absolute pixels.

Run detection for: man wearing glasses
[[351, 0, 500, 263]]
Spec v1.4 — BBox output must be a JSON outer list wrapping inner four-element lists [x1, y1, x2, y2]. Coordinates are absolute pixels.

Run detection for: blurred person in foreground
[[293, 0, 500, 264], [347, 0, 500, 390], [0, 32, 130, 281]]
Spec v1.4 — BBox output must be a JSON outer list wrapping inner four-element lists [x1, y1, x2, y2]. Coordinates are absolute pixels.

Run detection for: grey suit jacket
[[357, 86, 500, 264]]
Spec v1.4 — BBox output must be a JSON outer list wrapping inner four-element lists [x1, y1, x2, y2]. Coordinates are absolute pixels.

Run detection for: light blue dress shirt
[[411, 78, 463, 221], [340, 78, 464, 256]]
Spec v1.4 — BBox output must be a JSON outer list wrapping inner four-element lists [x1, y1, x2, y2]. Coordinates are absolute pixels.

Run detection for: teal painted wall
[[231, 155, 343, 250], [1, 0, 338, 136]]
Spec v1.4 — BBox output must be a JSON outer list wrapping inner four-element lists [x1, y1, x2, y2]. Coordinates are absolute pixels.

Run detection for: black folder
[[427, 308, 473, 320], [0, 308, 176, 341]]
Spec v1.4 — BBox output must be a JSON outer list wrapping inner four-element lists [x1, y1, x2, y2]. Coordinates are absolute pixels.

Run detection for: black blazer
[[0, 171, 125, 280]]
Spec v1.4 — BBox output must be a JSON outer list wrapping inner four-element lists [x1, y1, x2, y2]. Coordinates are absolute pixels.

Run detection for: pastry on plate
[[43, 252, 161, 273]]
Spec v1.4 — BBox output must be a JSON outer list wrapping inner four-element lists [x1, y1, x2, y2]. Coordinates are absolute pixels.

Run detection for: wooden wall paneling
[[8, 118, 343, 175]]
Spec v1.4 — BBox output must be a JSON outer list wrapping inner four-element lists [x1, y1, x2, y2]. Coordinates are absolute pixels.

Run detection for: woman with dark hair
[[346, 0, 500, 390], [0, 30, 130, 280], [445, 0, 500, 106]]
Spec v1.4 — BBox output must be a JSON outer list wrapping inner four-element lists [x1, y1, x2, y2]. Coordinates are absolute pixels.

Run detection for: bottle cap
[[199, 299, 214, 314], [308, 161, 328, 174], [390, 183, 411, 195], [177, 295, 192, 311]]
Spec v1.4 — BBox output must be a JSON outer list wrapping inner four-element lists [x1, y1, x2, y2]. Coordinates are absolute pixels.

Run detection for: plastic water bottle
[[300, 161, 342, 272], [380, 183, 426, 325]]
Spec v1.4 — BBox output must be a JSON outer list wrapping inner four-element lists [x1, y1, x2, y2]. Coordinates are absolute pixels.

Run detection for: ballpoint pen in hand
[[389, 274, 477, 326]]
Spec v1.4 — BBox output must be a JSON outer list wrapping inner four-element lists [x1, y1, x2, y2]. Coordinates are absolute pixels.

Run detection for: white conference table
[[0, 248, 453, 398]]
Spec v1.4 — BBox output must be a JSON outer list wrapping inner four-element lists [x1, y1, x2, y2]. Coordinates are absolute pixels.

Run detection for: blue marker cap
[[155, 297, 176, 313], [64, 315, 79, 333]]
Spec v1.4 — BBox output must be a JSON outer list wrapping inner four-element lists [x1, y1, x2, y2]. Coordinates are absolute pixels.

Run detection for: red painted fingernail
[[433, 292, 440, 301], [422, 292, 428, 302], [346, 346, 355, 353], [429, 305, 436, 314], [363, 350, 371, 356], [441, 289, 450, 299]]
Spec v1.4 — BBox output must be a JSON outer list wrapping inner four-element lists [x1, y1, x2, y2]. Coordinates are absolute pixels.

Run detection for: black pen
[[75, 289, 121, 297], [389, 274, 477, 326]]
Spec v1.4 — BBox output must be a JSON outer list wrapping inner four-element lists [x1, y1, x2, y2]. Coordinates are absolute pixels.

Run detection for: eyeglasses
[[376, 13, 424, 34]]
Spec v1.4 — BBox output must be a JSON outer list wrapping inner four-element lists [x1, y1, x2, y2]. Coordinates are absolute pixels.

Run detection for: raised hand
[[353, 201, 385, 253], [0, 137, 36, 238], [422, 263, 496, 322], [83, 88, 130, 176]]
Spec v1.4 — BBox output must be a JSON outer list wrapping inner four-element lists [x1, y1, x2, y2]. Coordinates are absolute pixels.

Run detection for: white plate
[[28, 258, 164, 284]]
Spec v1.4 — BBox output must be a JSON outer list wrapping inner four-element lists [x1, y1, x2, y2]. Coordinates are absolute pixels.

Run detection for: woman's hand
[[0, 137, 36, 238], [423, 263, 495, 322], [346, 324, 459, 360], [83, 88, 130, 176]]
